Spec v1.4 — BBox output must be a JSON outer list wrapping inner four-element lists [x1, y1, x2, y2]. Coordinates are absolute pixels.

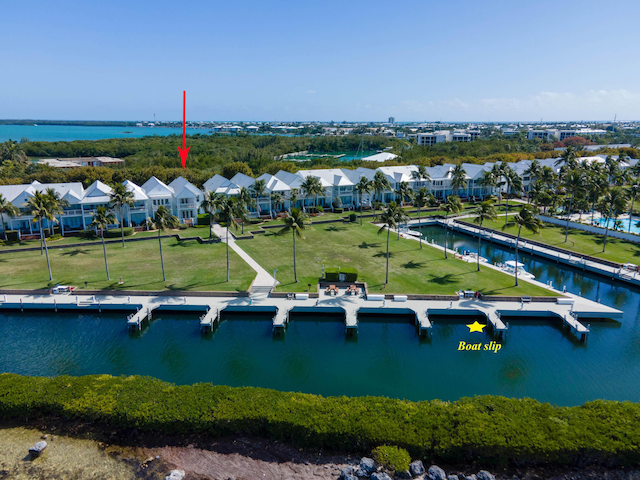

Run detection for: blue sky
[[2, 0, 639, 122]]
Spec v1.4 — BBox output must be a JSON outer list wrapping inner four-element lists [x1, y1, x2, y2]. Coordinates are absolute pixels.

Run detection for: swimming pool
[[594, 217, 640, 234]]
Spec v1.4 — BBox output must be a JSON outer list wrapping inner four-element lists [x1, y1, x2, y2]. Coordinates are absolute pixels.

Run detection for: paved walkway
[[212, 223, 278, 292]]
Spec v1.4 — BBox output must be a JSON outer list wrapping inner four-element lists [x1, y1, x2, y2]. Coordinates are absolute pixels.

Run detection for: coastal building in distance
[[37, 157, 124, 168]]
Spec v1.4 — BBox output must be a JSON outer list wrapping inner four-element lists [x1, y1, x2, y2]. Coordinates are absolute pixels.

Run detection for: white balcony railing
[[63, 209, 83, 216], [178, 203, 196, 209]]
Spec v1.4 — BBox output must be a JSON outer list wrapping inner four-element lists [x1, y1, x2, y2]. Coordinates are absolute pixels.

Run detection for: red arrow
[[177, 90, 190, 170]]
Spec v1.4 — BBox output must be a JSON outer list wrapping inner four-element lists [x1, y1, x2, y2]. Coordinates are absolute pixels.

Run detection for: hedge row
[[325, 267, 358, 282], [0, 374, 639, 466]]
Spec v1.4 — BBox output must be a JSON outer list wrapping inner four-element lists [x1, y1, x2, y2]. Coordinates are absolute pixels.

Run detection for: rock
[[395, 470, 412, 479], [476, 471, 495, 480], [427, 465, 447, 480], [29, 441, 47, 457], [463, 476, 477, 480], [356, 468, 369, 477], [339, 466, 357, 480], [409, 460, 425, 477], [342, 476, 358, 480], [360, 457, 377, 475], [164, 470, 185, 480], [371, 473, 392, 480], [448, 476, 459, 480]]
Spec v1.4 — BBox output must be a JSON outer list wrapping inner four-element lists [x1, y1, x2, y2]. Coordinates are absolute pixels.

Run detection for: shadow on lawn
[[427, 273, 461, 285], [401, 260, 426, 269], [358, 241, 380, 249], [324, 225, 347, 232], [373, 251, 395, 258], [60, 248, 91, 256]]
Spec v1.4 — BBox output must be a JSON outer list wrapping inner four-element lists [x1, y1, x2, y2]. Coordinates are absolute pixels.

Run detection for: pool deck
[[0, 286, 622, 343]]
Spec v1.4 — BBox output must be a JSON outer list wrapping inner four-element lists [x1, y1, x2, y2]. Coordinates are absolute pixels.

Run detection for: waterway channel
[[1, 226, 639, 406]]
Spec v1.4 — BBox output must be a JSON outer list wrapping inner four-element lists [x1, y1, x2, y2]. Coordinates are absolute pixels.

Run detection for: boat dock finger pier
[[0, 290, 622, 344]]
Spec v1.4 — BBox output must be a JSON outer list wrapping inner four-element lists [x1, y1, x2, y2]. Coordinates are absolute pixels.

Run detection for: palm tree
[[598, 187, 629, 252], [109, 183, 135, 247], [271, 192, 284, 212], [216, 197, 240, 282], [585, 169, 608, 223], [394, 181, 413, 207], [472, 200, 498, 271], [277, 208, 310, 283], [413, 187, 429, 249], [237, 187, 254, 234], [490, 163, 506, 207], [450, 164, 468, 197], [0, 140, 29, 165], [201, 190, 224, 239], [354, 177, 373, 226], [44, 187, 68, 248], [151, 205, 179, 282], [478, 170, 496, 200], [25, 191, 62, 281], [442, 195, 462, 259], [411, 165, 431, 188], [90, 207, 118, 280], [561, 169, 586, 242], [555, 145, 579, 170], [372, 171, 391, 213], [377, 202, 409, 284], [289, 188, 299, 210], [627, 184, 640, 233], [250, 179, 267, 215], [300, 176, 324, 212], [524, 159, 542, 202], [0, 194, 19, 241], [503, 168, 523, 225], [503, 205, 542, 286]]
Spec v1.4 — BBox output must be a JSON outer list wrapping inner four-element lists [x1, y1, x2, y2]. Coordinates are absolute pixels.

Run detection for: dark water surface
[[1, 226, 640, 405]]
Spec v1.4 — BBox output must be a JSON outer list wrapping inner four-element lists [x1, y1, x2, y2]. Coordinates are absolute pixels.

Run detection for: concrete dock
[[0, 287, 623, 343]]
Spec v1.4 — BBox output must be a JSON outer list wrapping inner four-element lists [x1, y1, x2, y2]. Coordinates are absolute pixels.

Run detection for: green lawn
[[0, 236, 254, 291], [240, 221, 553, 296], [471, 214, 640, 265], [0, 226, 214, 250]]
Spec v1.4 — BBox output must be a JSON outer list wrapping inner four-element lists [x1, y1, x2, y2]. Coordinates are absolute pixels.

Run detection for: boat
[[499, 261, 535, 279], [51, 285, 76, 295], [460, 250, 488, 264]]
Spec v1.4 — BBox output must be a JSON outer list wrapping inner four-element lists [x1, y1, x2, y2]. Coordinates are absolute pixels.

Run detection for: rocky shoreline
[[1, 426, 639, 480]]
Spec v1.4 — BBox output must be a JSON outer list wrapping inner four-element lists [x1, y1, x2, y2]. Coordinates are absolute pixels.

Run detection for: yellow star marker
[[467, 321, 486, 333]]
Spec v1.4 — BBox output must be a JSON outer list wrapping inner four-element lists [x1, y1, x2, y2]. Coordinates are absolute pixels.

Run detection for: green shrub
[[79, 229, 96, 239], [334, 208, 344, 213], [372, 445, 411, 473], [46, 234, 63, 242], [198, 214, 211, 226], [316, 206, 324, 213], [0, 374, 639, 467], [349, 212, 357, 222], [104, 227, 134, 238], [325, 267, 357, 282], [4, 231, 19, 242], [178, 223, 189, 230]]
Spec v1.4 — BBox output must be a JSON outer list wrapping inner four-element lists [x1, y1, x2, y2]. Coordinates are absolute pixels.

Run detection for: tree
[[222, 162, 254, 179], [490, 164, 506, 206], [503, 205, 542, 286], [1, 140, 29, 165], [0, 194, 19, 241], [289, 188, 298, 210], [372, 171, 391, 216], [90, 207, 118, 280], [503, 167, 523, 225], [472, 200, 498, 272], [201, 190, 224, 239], [377, 202, 409, 284], [442, 195, 462, 259], [237, 187, 254, 234], [394, 181, 413, 207], [250, 179, 267, 215], [411, 165, 430, 187], [25, 191, 62, 281], [523, 159, 542, 201], [450, 164, 468, 197], [44, 187, 68, 250], [277, 208, 310, 283], [585, 168, 608, 223], [300, 176, 324, 211], [354, 177, 373, 226], [150, 205, 179, 282], [627, 184, 640, 233], [561, 169, 586, 242], [413, 187, 429, 249], [216, 197, 240, 282], [271, 192, 284, 212], [598, 187, 628, 252], [109, 183, 134, 247], [478, 170, 496, 200]]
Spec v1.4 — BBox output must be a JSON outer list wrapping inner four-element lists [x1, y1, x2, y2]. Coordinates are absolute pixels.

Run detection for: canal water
[[1, 226, 640, 406]]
